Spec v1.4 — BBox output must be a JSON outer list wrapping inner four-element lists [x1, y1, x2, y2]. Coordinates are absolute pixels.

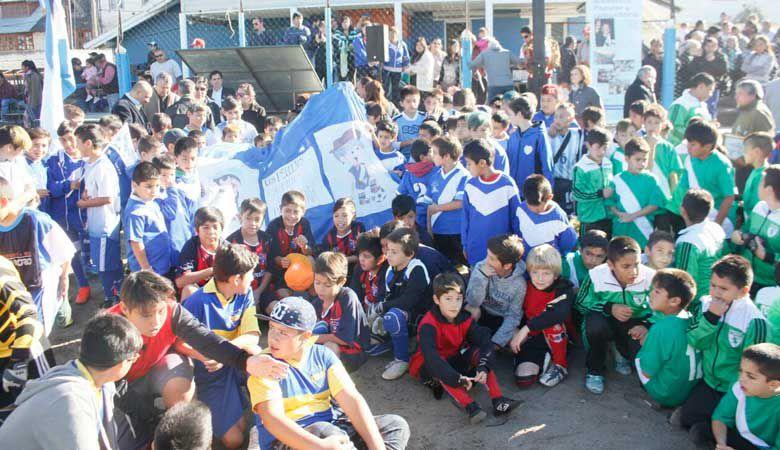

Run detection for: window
[[0, 33, 34, 51]]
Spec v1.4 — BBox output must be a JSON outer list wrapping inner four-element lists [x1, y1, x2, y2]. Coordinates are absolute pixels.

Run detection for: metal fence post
[[394, 1, 403, 41], [325, 2, 333, 87], [179, 12, 190, 77], [238, 10, 247, 47], [661, 25, 676, 107], [485, 0, 494, 36]]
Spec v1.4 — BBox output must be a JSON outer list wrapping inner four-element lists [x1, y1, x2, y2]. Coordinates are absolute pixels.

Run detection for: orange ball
[[284, 253, 314, 292]]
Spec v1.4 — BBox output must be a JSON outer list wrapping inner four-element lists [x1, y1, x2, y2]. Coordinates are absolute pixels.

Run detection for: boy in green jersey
[[669, 120, 737, 236], [678, 255, 771, 433], [575, 236, 656, 395], [573, 127, 613, 237], [675, 189, 726, 315], [636, 269, 701, 408], [667, 73, 716, 146], [733, 166, 780, 293], [643, 105, 683, 202], [709, 343, 780, 450], [755, 264, 780, 346], [562, 230, 608, 292], [606, 137, 667, 248], [742, 132, 774, 222], [644, 230, 676, 271], [609, 119, 638, 176]]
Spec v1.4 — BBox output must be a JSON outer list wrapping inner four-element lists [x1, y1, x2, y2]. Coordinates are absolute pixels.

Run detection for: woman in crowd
[[439, 39, 461, 92], [334, 15, 360, 82], [741, 35, 777, 84], [429, 38, 446, 85], [21, 60, 42, 128], [365, 79, 399, 118], [235, 83, 266, 133], [409, 37, 436, 95], [568, 65, 602, 120], [675, 39, 702, 97]]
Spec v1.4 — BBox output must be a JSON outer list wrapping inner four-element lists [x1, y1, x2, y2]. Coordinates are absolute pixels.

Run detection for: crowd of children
[[0, 75, 778, 450]]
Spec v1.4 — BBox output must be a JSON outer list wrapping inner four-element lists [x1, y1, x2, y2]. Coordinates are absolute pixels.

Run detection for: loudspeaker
[[366, 25, 388, 63]]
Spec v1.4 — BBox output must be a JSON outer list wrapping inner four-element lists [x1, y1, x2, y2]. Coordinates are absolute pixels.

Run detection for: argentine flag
[[40, 0, 75, 135]]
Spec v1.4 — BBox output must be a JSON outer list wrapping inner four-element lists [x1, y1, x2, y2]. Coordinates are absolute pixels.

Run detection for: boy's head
[[424, 90, 443, 113], [79, 313, 142, 381], [645, 230, 676, 270], [522, 174, 553, 210], [119, 271, 176, 336], [681, 188, 714, 225], [685, 120, 719, 159], [410, 139, 431, 163], [624, 137, 650, 173], [486, 234, 524, 275], [462, 138, 494, 177], [151, 113, 172, 137], [642, 104, 667, 135], [430, 136, 462, 167], [539, 84, 559, 115], [163, 128, 187, 153], [761, 165, 780, 204], [553, 103, 576, 130], [739, 343, 780, 397], [688, 72, 716, 101], [153, 154, 176, 188], [173, 137, 198, 172], [138, 135, 163, 162], [332, 197, 356, 232], [527, 244, 562, 291], [606, 236, 642, 286], [710, 255, 752, 303], [585, 127, 610, 162], [74, 124, 106, 158], [385, 228, 418, 269], [507, 96, 533, 126], [261, 296, 317, 360], [356, 229, 384, 272], [366, 102, 385, 125], [649, 268, 696, 315], [628, 100, 649, 129], [391, 195, 417, 228], [57, 122, 78, 156], [131, 161, 161, 202], [153, 401, 212, 450], [221, 123, 240, 143], [313, 251, 349, 300], [419, 121, 442, 143], [213, 243, 258, 294], [400, 85, 421, 113], [264, 116, 283, 141], [454, 114, 470, 141], [186, 103, 208, 129], [491, 111, 510, 138], [98, 115, 123, 140], [280, 190, 306, 228], [744, 131, 774, 167], [239, 198, 266, 235], [64, 104, 85, 128], [581, 106, 605, 130], [376, 120, 398, 150], [220, 96, 242, 122], [453, 88, 476, 110], [432, 272, 465, 321], [615, 119, 639, 147], [194, 206, 224, 248], [581, 230, 609, 269], [25, 128, 50, 162], [467, 111, 491, 139]]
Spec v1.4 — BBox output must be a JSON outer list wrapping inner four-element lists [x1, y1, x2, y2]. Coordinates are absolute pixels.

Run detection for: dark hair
[[615, 118, 635, 134], [292, 12, 302, 19], [151, 113, 172, 134], [128, 123, 148, 142], [642, 104, 666, 121], [57, 121, 75, 137], [173, 137, 198, 156], [652, 269, 696, 309], [628, 100, 650, 116], [132, 161, 160, 184], [79, 313, 142, 369], [624, 137, 650, 158], [188, 130, 204, 141], [742, 343, 780, 381], [376, 120, 397, 136], [314, 251, 349, 282], [520, 26, 532, 35], [333, 197, 356, 214], [522, 174, 553, 206], [689, 72, 716, 88], [366, 102, 386, 120], [153, 154, 176, 171], [410, 139, 430, 163], [153, 401, 212, 450], [486, 234, 524, 265], [463, 138, 494, 166], [221, 96, 240, 111], [213, 243, 258, 282], [120, 270, 176, 310], [684, 120, 719, 147], [240, 198, 266, 217], [138, 135, 161, 155], [209, 70, 223, 79], [763, 165, 780, 201], [194, 206, 224, 229], [391, 195, 415, 218], [581, 107, 604, 127], [508, 96, 533, 119], [745, 132, 774, 154], [444, 115, 460, 133], [581, 230, 609, 250], [385, 228, 419, 256], [431, 136, 462, 160], [379, 220, 405, 239], [399, 85, 420, 101], [491, 111, 509, 127], [356, 230, 383, 259], [264, 115, 283, 130], [681, 189, 714, 223], [607, 236, 641, 262], [74, 124, 106, 148], [585, 127, 610, 147], [98, 114, 123, 132], [647, 230, 675, 250], [711, 254, 753, 290], [26, 127, 50, 141], [281, 190, 306, 209], [419, 121, 442, 138], [433, 272, 465, 298]]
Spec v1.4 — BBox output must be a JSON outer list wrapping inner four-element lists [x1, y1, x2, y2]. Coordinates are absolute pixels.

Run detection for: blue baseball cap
[[256, 296, 316, 332]]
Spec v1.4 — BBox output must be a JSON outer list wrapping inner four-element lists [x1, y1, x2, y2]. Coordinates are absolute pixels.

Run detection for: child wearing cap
[[250, 296, 411, 450]]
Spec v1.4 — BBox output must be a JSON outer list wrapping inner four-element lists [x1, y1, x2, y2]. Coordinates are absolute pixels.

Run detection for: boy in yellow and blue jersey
[[183, 243, 261, 449], [250, 296, 410, 450]]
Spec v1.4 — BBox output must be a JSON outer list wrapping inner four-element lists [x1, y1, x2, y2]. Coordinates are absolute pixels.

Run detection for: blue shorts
[[89, 234, 122, 273], [195, 366, 248, 437]]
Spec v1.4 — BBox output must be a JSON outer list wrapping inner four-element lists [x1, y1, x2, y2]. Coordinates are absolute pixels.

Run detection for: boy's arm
[[46, 165, 72, 198], [77, 196, 112, 208], [129, 241, 152, 271], [170, 303, 250, 369], [491, 278, 526, 347], [156, 188, 179, 221], [687, 301, 721, 350], [556, 223, 579, 256], [574, 277, 604, 315], [256, 398, 343, 450], [255, 272, 272, 300], [712, 386, 738, 446], [634, 326, 666, 384], [744, 317, 771, 349], [418, 323, 463, 386], [465, 320, 496, 370], [572, 169, 600, 202], [714, 195, 734, 226], [674, 242, 699, 275], [333, 386, 386, 450], [464, 265, 489, 310], [460, 190, 471, 253], [526, 288, 573, 332]]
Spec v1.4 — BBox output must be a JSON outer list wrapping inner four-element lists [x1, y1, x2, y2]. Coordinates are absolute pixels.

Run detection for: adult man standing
[[732, 79, 776, 137], [206, 71, 234, 109], [149, 50, 182, 86], [111, 81, 153, 130], [623, 66, 657, 117], [284, 12, 311, 46], [249, 18, 275, 46], [166, 79, 216, 129], [142, 73, 180, 119]]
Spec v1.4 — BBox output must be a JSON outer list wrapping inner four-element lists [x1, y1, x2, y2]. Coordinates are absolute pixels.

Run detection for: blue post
[[461, 33, 472, 89], [238, 11, 247, 47], [325, 6, 333, 88], [661, 26, 676, 108]]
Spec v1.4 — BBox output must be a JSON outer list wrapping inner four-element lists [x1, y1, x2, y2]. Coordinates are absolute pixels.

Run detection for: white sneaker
[[381, 359, 409, 380]]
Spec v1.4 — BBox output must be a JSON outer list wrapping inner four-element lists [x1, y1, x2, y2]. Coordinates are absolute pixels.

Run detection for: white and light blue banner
[[40, 0, 75, 135], [199, 83, 397, 239]]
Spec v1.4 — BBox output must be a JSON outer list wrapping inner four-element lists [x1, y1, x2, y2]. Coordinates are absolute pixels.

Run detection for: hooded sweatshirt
[[0, 360, 117, 450], [465, 258, 527, 346], [506, 121, 554, 193]]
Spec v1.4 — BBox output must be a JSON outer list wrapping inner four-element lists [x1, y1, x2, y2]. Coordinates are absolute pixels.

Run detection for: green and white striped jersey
[[755, 286, 780, 345], [574, 262, 655, 320], [740, 201, 780, 287], [607, 170, 667, 248], [573, 155, 613, 224], [675, 220, 726, 314], [562, 251, 590, 290], [648, 138, 683, 206], [713, 382, 780, 449]]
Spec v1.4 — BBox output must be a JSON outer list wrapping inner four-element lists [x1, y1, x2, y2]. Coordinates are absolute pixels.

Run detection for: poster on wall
[[587, 0, 643, 123]]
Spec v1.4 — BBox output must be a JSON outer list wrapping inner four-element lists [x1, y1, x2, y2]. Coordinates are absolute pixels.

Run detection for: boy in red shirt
[[409, 272, 519, 424]]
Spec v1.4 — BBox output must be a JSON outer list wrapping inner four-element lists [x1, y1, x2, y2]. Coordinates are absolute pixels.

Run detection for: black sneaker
[[432, 382, 443, 400], [465, 402, 487, 425], [492, 396, 522, 416]]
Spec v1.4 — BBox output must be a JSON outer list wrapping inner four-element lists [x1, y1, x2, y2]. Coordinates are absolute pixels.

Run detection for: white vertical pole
[[394, 1, 403, 40], [485, 0, 493, 36], [238, 11, 247, 47], [179, 12, 189, 77]]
